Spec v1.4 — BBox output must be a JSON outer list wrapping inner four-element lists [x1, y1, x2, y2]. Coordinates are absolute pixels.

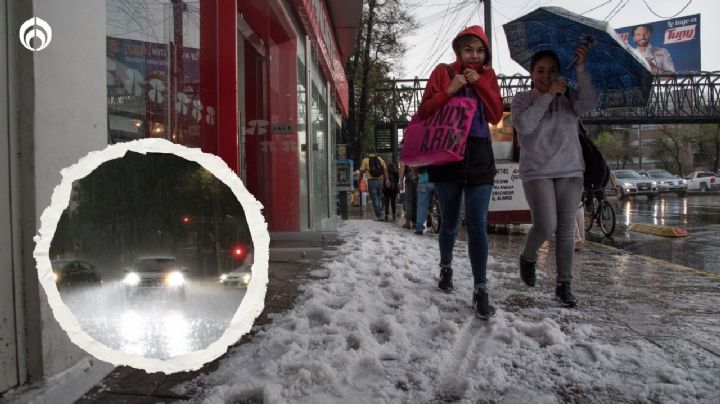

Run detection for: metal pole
[[638, 124, 642, 169], [483, 0, 492, 64]]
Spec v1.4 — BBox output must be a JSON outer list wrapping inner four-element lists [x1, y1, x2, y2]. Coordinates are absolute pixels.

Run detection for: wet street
[[586, 193, 720, 275], [59, 279, 247, 360]]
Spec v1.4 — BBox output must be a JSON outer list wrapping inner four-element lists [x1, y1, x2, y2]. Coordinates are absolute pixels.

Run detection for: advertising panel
[[615, 14, 701, 73]]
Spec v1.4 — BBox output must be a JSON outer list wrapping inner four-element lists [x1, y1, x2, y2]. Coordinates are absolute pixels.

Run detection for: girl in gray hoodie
[[511, 47, 597, 307]]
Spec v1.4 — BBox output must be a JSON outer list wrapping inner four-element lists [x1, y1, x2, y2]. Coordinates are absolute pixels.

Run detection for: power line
[[642, 0, 693, 19], [603, 0, 628, 21], [580, 0, 613, 16], [415, 2, 473, 75]]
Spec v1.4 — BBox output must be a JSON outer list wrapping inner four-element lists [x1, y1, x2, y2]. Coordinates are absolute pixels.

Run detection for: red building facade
[[106, 0, 361, 234]]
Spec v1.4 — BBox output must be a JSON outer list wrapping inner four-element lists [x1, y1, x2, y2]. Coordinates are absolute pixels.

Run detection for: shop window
[[106, 1, 219, 152]]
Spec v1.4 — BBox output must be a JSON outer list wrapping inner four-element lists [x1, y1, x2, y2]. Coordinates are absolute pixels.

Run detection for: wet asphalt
[[585, 193, 720, 276]]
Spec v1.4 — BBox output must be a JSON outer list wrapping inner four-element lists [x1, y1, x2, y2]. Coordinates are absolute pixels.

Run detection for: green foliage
[[344, 0, 417, 163]]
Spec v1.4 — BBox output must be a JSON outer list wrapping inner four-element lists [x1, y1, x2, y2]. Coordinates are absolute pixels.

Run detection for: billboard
[[615, 14, 700, 73]]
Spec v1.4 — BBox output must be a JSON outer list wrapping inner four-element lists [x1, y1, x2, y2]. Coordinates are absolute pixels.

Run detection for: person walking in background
[[631, 24, 675, 74], [359, 147, 390, 221], [511, 47, 597, 308], [399, 161, 418, 229], [417, 25, 503, 319], [414, 167, 435, 235], [383, 162, 400, 221]]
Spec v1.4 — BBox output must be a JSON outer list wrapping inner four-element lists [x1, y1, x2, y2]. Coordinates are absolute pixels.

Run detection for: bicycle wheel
[[430, 197, 441, 233], [598, 200, 616, 237], [583, 197, 597, 231]]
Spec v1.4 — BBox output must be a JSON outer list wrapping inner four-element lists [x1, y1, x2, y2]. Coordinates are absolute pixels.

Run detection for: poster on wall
[[615, 14, 701, 74]]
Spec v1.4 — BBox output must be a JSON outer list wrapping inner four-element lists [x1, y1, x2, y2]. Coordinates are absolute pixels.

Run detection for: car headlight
[[240, 273, 251, 284], [124, 272, 140, 286], [651, 181, 657, 186], [166, 271, 185, 287], [622, 182, 633, 187], [220, 274, 228, 282]]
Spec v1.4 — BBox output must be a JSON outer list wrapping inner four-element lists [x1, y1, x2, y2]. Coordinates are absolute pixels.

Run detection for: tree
[[345, 0, 417, 164], [651, 125, 695, 176]]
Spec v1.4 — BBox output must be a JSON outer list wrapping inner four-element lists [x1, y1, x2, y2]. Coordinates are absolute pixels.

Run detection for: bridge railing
[[375, 72, 720, 125]]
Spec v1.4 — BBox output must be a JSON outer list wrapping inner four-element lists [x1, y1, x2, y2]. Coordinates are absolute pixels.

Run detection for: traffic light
[[231, 244, 246, 260]]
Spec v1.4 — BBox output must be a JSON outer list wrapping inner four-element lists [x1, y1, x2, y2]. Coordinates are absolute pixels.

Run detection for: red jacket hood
[[451, 25, 492, 70]]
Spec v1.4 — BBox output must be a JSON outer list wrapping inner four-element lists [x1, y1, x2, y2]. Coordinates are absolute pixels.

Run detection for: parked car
[[638, 169, 687, 197], [611, 169, 659, 200], [123, 256, 188, 299], [685, 171, 718, 192], [51, 259, 103, 289]]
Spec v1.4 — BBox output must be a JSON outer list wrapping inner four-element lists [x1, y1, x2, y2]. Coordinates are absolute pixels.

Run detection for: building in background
[[1, 0, 361, 400]]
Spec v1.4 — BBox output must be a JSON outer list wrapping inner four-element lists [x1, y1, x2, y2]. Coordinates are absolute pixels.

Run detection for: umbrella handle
[[566, 36, 593, 70]]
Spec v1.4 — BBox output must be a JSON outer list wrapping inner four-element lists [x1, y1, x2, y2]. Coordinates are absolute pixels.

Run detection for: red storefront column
[[199, 0, 237, 171]]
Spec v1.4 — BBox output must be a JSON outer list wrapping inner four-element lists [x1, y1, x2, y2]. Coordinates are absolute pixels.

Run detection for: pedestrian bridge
[[375, 72, 720, 126]]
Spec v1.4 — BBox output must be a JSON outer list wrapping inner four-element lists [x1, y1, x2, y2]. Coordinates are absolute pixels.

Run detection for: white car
[[219, 264, 252, 288], [123, 256, 188, 299], [612, 169, 659, 200]]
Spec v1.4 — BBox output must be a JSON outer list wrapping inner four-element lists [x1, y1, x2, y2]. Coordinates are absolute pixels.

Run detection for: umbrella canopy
[[503, 6, 653, 109]]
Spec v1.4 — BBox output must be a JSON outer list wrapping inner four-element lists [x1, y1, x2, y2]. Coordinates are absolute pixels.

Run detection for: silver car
[[612, 169, 659, 200], [639, 169, 687, 197]]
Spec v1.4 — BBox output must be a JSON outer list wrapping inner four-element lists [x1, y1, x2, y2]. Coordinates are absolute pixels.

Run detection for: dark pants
[[404, 179, 418, 223], [383, 189, 397, 218], [436, 183, 493, 289]]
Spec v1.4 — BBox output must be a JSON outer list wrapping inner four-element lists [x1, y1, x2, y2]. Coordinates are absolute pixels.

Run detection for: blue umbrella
[[503, 6, 653, 109]]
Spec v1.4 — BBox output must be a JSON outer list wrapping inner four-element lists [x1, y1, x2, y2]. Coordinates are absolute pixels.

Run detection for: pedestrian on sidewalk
[[398, 160, 418, 229], [511, 47, 597, 308], [417, 25, 503, 319], [359, 147, 391, 221], [414, 166, 435, 235], [383, 161, 400, 221]]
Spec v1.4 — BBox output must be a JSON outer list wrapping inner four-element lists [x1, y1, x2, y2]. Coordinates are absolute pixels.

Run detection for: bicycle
[[583, 187, 616, 237]]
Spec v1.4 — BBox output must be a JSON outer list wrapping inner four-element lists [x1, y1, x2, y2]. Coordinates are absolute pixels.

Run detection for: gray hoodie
[[511, 67, 597, 182]]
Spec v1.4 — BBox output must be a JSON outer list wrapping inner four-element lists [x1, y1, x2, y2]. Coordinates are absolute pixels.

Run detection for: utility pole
[[483, 0, 492, 63]]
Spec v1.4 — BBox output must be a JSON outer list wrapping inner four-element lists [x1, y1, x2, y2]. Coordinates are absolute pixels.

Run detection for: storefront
[[2, 0, 360, 399], [106, 0, 359, 234]]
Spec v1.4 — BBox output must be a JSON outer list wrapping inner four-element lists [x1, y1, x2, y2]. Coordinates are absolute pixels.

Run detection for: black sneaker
[[519, 254, 536, 287], [473, 288, 496, 319], [438, 267, 454, 292], [555, 282, 577, 308]]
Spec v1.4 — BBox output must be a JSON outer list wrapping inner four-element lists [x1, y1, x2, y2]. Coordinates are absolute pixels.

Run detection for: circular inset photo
[[34, 139, 269, 373]]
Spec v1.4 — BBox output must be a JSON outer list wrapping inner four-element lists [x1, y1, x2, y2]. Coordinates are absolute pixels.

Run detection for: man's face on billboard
[[633, 26, 651, 47]]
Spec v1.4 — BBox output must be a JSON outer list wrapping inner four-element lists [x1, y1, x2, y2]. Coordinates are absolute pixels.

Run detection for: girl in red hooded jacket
[[417, 25, 502, 319]]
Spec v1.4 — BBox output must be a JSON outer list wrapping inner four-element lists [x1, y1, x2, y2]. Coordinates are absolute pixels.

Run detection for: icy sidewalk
[[173, 220, 719, 403]]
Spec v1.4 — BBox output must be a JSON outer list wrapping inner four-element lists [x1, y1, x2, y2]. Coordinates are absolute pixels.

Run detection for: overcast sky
[[400, 0, 718, 78]]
